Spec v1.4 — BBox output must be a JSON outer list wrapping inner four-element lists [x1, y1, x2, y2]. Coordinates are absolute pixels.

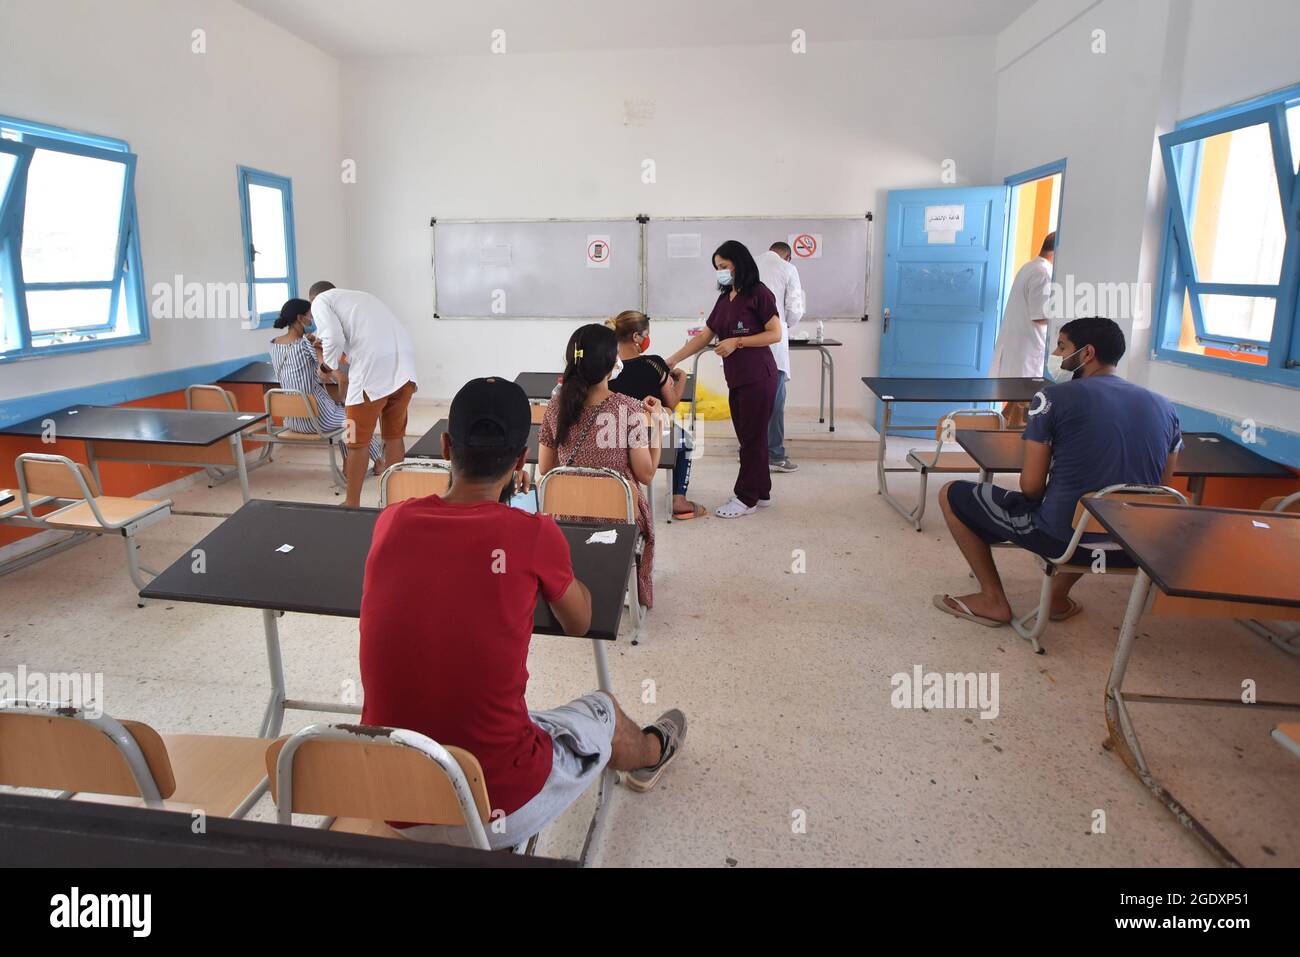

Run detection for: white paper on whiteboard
[[586, 234, 611, 269], [479, 244, 511, 267], [924, 204, 964, 232], [927, 229, 958, 244], [666, 233, 701, 259]]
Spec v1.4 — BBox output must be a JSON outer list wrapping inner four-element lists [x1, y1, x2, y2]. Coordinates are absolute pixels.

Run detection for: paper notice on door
[[924, 204, 965, 233], [479, 243, 511, 267], [666, 233, 702, 259], [927, 230, 957, 245]]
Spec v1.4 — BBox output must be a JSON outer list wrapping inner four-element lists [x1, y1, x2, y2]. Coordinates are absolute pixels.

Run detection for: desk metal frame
[[689, 339, 837, 434]]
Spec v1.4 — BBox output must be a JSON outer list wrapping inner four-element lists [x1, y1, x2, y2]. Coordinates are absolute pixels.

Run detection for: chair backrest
[[1263, 491, 1300, 514], [266, 388, 320, 421], [379, 461, 452, 507], [186, 384, 237, 413], [1071, 485, 1189, 537], [537, 466, 635, 523], [0, 701, 174, 803], [530, 404, 547, 425], [15, 453, 100, 504], [935, 408, 1004, 443], [265, 724, 491, 846]]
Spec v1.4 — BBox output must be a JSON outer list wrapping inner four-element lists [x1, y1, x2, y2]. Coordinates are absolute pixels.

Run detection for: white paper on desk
[[1252, 520, 1270, 529], [1197, 435, 1220, 443], [238, 414, 256, 420], [276, 543, 295, 553], [585, 529, 618, 545]]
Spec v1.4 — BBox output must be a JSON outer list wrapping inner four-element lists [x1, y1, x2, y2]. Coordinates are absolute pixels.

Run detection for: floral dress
[[538, 392, 655, 609]]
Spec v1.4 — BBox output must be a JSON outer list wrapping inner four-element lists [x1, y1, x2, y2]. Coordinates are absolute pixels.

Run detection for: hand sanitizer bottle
[[816, 320, 825, 343]]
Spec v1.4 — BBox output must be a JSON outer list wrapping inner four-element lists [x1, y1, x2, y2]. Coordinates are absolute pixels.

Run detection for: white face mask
[[1047, 346, 1085, 383], [611, 358, 624, 380]]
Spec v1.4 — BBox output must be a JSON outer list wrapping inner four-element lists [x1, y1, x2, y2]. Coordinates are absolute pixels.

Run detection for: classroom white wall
[[338, 37, 998, 415], [993, 0, 1300, 435], [0, 0, 347, 405]]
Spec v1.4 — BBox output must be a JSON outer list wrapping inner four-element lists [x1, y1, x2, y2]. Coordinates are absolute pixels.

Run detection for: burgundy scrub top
[[706, 283, 779, 388]]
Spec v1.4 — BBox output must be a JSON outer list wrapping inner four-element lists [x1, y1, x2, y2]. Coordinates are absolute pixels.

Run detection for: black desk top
[[140, 499, 637, 641], [219, 360, 278, 385], [1083, 499, 1300, 608], [861, 376, 1047, 402], [0, 792, 568, 868], [409, 419, 678, 470], [0, 404, 267, 445], [955, 430, 1293, 480], [790, 338, 843, 347], [0, 490, 12, 508], [516, 369, 697, 404]]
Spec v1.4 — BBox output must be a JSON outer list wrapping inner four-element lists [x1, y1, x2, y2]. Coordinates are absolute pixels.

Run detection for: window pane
[[1174, 122, 1284, 285], [254, 281, 289, 318], [0, 151, 16, 209], [25, 288, 112, 334], [1198, 292, 1274, 343], [1288, 104, 1300, 172], [248, 183, 288, 278], [21, 148, 126, 283]]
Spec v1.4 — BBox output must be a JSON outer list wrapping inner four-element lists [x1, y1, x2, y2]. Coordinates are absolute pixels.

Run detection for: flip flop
[[932, 594, 1007, 628], [672, 502, 707, 520], [1049, 598, 1084, 622]]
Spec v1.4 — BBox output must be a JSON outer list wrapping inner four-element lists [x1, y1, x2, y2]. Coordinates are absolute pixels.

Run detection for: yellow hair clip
[[573, 348, 584, 359]]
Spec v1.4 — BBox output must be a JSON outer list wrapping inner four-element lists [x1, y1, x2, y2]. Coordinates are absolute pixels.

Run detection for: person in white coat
[[989, 232, 1055, 426], [756, 242, 806, 472]]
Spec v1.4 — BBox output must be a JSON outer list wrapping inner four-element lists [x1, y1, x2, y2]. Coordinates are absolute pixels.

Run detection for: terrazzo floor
[[2, 408, 1297, 867]]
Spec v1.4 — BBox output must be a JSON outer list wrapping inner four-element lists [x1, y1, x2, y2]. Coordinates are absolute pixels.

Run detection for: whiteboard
[[433, 219, 642, 318], [646, 216, 870, 320]]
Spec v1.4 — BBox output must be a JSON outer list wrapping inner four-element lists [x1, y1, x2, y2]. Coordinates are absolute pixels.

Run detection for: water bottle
[[816, 320, 825, 343]]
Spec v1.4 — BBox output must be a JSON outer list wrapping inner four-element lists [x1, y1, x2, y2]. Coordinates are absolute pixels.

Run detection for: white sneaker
[[715, 497, 758, 519]]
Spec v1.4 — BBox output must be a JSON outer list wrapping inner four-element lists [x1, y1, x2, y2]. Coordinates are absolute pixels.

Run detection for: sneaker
[[624, 709, 687, 793], [715, 497, 757, 519], [770, 458, 799, 472]]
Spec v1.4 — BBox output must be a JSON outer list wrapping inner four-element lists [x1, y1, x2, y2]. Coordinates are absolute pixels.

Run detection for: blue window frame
[[236, 166, 298, 327], [1153, 85, 1300, 387], [0, 116, 149, 362]]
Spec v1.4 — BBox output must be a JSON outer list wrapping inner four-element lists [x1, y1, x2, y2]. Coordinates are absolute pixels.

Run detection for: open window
[[0, 117, 148, 361], [1154, 90, 1300, 384], [237, 166, 298, 327]]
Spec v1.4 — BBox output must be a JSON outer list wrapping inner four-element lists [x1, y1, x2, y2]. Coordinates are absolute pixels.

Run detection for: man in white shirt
[[756, 242, 806, 473], [309, 281, 418, 506], [989, 232, 1055, 426]]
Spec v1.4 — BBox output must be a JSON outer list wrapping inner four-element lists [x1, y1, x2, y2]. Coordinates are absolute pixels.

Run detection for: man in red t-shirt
[[360, 377, 687, 849]]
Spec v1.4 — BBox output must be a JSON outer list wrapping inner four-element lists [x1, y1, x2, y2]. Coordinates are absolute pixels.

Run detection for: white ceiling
[[234, 0, 1036, 58]]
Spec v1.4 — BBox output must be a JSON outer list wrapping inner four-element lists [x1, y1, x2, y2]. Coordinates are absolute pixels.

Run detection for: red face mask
[[639, 335, 650, 354]]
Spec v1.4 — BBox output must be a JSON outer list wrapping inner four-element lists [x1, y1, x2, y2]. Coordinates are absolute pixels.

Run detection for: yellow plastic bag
[[686, 383, 732, 421]]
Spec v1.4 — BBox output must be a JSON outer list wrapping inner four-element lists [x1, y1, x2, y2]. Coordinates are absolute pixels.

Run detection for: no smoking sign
[[789, 232, 821, 259]]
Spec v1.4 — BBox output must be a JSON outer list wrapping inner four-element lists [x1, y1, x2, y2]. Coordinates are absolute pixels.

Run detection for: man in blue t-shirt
[[934, 317, 1183, 627]]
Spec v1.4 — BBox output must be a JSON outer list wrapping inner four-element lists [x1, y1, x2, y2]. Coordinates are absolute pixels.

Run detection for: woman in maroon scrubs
[[667, 240, 781, 518]]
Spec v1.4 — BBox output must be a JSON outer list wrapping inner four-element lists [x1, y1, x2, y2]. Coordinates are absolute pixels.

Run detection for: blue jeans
[[768, 371, 788, 462]]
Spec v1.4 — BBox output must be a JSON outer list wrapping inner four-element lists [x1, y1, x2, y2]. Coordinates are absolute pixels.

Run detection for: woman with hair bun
[[538, 323, 662, 610], [605, 310, 704, 520], [269, 298, 383, 469], [666, 240, 781, 518]]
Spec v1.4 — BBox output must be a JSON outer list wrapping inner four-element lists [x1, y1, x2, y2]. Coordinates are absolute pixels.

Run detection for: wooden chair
[[537, 466, 642, 638], [13, 453, 171, 601], [1009, 484, 1188, 654], [1240, 491, 1300, 656], [0, 700, 269, 818], [186, 383, 274, 485], [900, 409, 1006, 531], [245, 388, 347, 491], [530, 404, 547, 425], [379, 460, 452, 507], [265, 723, 495, 850]]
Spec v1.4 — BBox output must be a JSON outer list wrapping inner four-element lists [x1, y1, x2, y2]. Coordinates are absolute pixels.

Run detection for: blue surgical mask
[[715, 269, 733, 287]]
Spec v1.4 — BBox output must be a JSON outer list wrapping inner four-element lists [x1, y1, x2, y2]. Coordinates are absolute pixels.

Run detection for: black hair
[[554, 323, 618, 446], [713, 240, 760, 295], [275, 298, 311, 329], [770, 241, 792, 257], [448, 420, 524, 481], [1060, 316, 1125, 366], [1040, 231, 1056, 255], [308, 280, 336, 298]]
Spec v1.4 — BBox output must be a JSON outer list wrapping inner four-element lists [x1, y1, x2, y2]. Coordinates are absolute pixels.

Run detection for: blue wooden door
[[878, 187, 1009, 433]]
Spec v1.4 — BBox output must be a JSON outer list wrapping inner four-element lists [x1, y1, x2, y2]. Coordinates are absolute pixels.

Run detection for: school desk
[[954, 429, 1292, 503], [685, 340, 838, 433], [860, 376, 1046, 528], [514, 369, 698, 407], [1083, 498, 1300, 867], [0, 792, 570, 868], [1, 404, 269, 504], [219, 360, 278, 385]]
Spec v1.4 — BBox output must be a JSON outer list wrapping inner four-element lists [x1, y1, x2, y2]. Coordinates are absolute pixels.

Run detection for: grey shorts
[[397, 691, 617, 851]]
